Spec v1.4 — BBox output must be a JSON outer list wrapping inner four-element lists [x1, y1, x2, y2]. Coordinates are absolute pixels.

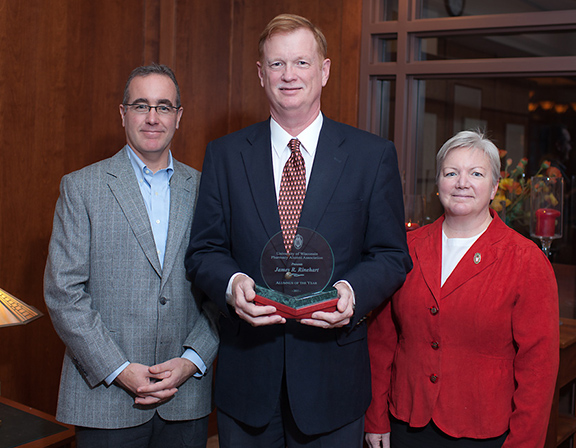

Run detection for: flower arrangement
[[490, 150, 560, 229]]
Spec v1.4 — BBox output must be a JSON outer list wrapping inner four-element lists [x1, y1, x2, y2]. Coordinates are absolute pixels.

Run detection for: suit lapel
[[241, 121, 282, 240], [413, 220, 443, 304], [440, 216, 503, 298], [106, 149, 162, 277], [440, 245, 498, 298], [299, 118, 348, 230], [161, 163, 194, 288], [239, 118, 350, 238]]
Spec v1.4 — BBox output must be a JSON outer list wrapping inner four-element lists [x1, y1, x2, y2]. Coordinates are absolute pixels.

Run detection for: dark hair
[[122, 63, 181, 106], [258, 14, 328, 61]]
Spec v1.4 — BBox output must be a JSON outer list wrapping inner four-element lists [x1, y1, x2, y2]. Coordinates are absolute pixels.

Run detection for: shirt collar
[[125, 145, 174, 179], [270, 113, 323, 158]]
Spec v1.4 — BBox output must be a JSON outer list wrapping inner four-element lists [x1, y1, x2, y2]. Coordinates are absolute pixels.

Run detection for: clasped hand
[[115, 358, 198, 405], [230, 275, 353, 328]]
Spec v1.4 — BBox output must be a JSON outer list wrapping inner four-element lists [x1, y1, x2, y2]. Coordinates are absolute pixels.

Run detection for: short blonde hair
[[258, 14, 328, 61]]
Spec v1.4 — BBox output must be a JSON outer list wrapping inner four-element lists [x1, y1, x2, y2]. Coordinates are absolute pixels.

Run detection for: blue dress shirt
[[105, 146, 205, 385]]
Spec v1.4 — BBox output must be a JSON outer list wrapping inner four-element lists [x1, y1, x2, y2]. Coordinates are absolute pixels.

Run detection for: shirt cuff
[[105, 361, 130, 386], [182, 348, 207, 378], [334, 280, 356, 306], [226, 272, 247, 305]]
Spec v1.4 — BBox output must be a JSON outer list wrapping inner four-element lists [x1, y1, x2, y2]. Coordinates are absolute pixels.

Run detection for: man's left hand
[[299, 282, 354, 328], [134, 358, 198, 405]]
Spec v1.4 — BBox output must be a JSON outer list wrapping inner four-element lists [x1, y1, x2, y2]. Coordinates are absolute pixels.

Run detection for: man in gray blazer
[[44, 64, 218, 448]]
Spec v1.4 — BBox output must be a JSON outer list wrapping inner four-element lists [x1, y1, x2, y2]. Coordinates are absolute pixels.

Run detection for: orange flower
[[546, 166, 562, 178], [500, 178, 514, 192]]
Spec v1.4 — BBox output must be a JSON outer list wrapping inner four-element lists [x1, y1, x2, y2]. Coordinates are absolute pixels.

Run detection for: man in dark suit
[[185, 14, 411, 448], [44, 64, 219, 448]]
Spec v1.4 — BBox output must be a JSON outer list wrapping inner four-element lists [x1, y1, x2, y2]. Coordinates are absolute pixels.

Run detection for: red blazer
[[365, 212, 559, 447]]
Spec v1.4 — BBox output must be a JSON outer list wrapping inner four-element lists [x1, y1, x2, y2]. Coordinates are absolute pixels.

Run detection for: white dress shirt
[[227, 113, 355, 305]]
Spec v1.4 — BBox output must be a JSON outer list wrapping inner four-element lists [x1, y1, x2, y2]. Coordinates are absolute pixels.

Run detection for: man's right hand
[[114, 362, 172, 405], [229, 274, 286, 326]]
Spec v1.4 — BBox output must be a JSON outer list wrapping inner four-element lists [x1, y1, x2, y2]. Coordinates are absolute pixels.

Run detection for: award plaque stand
[[254, 285, 338, 319], [255, 228, 338, 319]]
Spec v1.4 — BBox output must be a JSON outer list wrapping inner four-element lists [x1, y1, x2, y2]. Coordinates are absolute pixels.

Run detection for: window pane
[[371, 78, 396, 140], [419, 30, 576, 60], [420, 0, 576, 19], [379, 0, 398, 21], [374, 36, 398, 62], [413, 76, 576, 264]]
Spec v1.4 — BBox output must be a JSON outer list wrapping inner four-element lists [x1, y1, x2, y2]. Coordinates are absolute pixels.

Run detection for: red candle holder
[[535, 208, 560, 237], [530, 176, 563, 258], [404, 194, 425, 233], [405, 221, 420, 231]]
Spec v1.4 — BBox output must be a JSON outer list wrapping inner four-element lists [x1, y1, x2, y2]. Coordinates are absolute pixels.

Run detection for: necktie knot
[[289, 138, 301, 153]]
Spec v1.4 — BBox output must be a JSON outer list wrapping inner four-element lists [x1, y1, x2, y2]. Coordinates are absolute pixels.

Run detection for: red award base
[[253, 286, 339, 319], [254, 295, 339, 319]]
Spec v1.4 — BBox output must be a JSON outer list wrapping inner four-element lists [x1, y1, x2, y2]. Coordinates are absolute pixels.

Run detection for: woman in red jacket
[[365, 130, 559, 448]]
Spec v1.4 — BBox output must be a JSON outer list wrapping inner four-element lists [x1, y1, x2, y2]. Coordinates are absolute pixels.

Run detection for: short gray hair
[[436, 130, 500, 187]]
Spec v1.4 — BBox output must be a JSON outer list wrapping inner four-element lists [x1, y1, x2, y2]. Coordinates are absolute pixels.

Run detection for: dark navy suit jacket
[[186, 116, 411, 435]]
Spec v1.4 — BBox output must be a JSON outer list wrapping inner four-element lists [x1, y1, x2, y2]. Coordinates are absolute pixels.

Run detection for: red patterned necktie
[[278, 139, 306, 253]]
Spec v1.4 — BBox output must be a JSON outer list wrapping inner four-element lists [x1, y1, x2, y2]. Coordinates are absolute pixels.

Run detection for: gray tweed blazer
[[44, 147, 218, 429]]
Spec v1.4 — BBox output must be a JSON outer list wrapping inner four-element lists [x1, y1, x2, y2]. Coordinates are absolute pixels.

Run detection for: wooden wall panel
[[223, 0, 362, 136], [169, 0, 235, 171], [0, 0, 157, 413], [171, 0, 363, 170], [0, 0, 362, 419]]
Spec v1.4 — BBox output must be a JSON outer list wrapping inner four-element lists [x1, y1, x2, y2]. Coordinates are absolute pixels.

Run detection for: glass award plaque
[[254, 227, 339, 319]]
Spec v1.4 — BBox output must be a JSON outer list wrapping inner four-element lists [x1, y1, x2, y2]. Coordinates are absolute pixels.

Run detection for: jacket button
[[159, 297, 167, 305], [430, 306, 439, 315], [431, 341, 439, 350], [430, 374, 438, 383]]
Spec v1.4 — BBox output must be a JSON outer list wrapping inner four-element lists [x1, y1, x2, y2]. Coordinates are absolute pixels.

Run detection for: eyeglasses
[[123, 103, 181, 115]]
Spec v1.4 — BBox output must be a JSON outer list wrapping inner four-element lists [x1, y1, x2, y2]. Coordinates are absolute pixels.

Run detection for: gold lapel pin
[[474, 253, 481, 264]]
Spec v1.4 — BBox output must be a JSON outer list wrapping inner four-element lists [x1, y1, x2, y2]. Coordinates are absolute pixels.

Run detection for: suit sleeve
[[44, 174, 127, 387], [183, 297, 220, 369], [343, 141, 412, 324], [503, 247, 559, 447], [185, 142, 242, 316], [182, 174, 220, 369]]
